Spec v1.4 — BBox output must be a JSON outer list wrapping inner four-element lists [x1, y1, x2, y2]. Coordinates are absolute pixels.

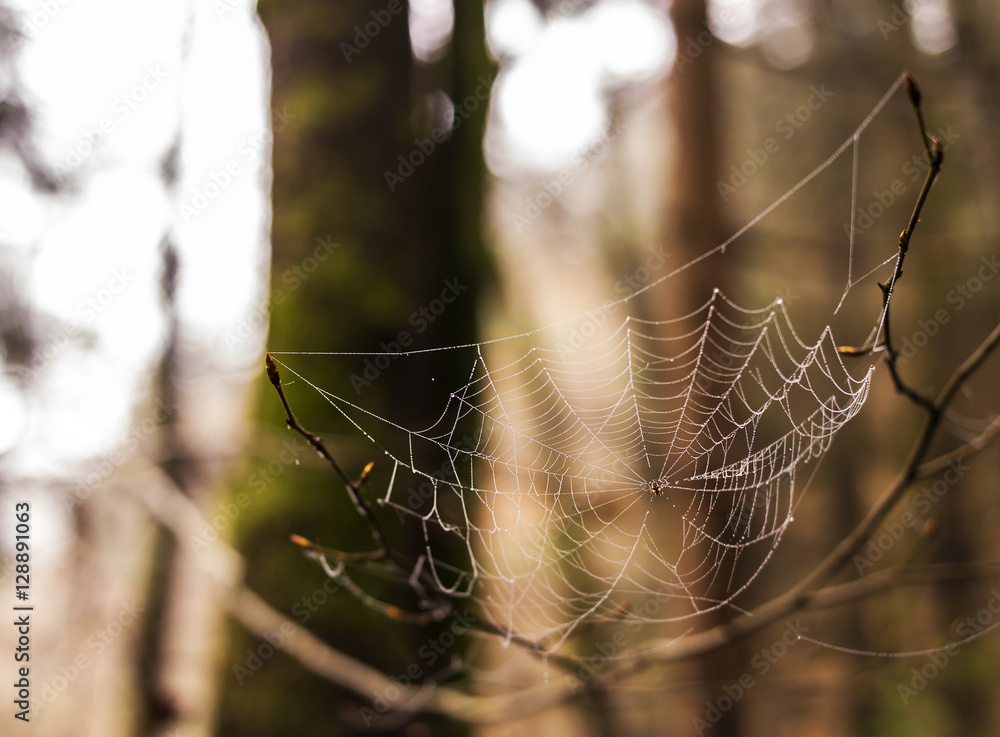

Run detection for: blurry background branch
[[128, 366, 1000, 725], [3, 0, 1000, 735], [127, 459, 582, 724], [259, 306, 1000, 690]]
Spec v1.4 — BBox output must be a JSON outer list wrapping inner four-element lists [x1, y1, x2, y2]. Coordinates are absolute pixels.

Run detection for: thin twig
[[265, 353, 584, 674], [837, 73, 944, 409], [601, 316, 1000, 683], [127, 457, 1000, 723], [125, 460, 580, 724], [903, 72, 933, 159], [290, 534, 387, 564], [265, 354, 395, 557], [880, 281, 937, 414], [592, 77, 1000, 682], [878, 125, 944, 413], [258, 75, 999, 717]]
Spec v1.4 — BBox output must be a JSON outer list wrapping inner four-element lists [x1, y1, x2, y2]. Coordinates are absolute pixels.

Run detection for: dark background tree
[[221, 2, 491, 735]]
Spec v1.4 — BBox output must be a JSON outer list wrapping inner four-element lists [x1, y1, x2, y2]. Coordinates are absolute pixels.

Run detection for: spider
[[649, 480, 665, 498]]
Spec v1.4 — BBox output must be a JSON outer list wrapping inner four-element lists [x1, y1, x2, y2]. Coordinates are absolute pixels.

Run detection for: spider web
[[270, 76, 913, 649]]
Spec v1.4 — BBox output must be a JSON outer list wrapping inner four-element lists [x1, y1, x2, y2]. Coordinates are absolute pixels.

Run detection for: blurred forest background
[[1, 0, 1000, 736]]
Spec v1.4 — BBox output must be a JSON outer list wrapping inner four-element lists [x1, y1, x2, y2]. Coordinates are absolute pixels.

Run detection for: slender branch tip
[[903, 72, 921, 108], [265, 352, 281, 387]]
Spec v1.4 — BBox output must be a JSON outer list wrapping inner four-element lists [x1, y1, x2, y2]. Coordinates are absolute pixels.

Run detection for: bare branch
[[247, 75, 998, 720], [265, 353, 585, 675], [123, 460, 584, 724], [933, 320, 1000, 417], [595, 84, 1000, 674], [265, 354, 395, 560], [916, 413, 1000, 479], [838, 73, 944, 418], [804, 562, 1000, 612], [604, 315, 1000, 680]]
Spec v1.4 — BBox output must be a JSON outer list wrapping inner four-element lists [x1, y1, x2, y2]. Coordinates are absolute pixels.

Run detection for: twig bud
[[359, 461, 375, 484], [265, 353, 281, 388]]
